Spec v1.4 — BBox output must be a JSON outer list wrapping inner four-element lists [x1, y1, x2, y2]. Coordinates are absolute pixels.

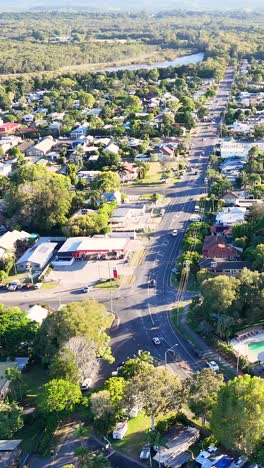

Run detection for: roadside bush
[[215, 341, 252, 373]]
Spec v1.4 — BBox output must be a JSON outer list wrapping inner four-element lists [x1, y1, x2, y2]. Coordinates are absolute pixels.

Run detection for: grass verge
[[112, 413, 150, 459], [41, 282, 59, 290], [94, 277, 122, 289]]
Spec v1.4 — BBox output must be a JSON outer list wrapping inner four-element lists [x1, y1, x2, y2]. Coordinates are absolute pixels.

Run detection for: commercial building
[[16, 242, 57, 272], [57, 236, 129, 260]]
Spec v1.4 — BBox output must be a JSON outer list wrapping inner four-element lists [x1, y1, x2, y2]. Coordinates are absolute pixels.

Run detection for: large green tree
[[5, 164, 73, 232], [38, 378, 82, 414], [0, 400, 24, 438], [0, 305, 39, 356], [36, 300, 113, 363], [188, 369, 224, 424], [211, 375, 264, 456], [125, 367, 183, 429]]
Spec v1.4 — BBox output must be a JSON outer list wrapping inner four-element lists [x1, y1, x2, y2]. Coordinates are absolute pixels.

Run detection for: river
[[97, 52, 204, 73]]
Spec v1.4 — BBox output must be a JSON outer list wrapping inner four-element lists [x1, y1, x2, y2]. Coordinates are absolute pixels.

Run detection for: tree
[[104, 377, 126, 408], [0, 175, 10, 197], [38, 379, 81, 415], [211, 375, 264, 456], [200, 275, 239, 321], [125, 367, 182, 429], [188, 369, 224, 424], [5, 367, 23, 400], [79, 91, 95, 109], [36, 300, 113, 363], [95, 171, 121, 192], [119, 351, 154, 380], [0, 400, 24, 438], [253, 244, 264, 271], [0, 305, 39, 357], [63, 212, 109, 237], [124, 95, 141, 111], [49, 348, 80, 384], [74, 447, 110, 468], [6, 165, 72, 232], [90, 389, 116, 433], [254, 123, 264, 140]]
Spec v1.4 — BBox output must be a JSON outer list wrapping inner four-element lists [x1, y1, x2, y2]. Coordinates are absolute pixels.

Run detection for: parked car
[[82, 286, 90, 293], [81, 378, 92, 391], [33, 282, 42, 289], [171, 229, 178, 237], [140, 445, 151, 460], [206, 360, 220, 372], [149, 279, 156, 287], [152, 336, 161, 345], [8, 281, 21, 291]]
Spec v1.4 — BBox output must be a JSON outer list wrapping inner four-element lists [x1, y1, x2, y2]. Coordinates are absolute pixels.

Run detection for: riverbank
[[0, 49, 204, 80]]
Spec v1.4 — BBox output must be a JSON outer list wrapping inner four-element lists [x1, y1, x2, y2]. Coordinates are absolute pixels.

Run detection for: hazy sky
[[0, 0, 263, 11]]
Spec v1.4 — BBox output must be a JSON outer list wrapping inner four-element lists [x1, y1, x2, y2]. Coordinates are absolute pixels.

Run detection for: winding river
[[98, 52, 204, 73]]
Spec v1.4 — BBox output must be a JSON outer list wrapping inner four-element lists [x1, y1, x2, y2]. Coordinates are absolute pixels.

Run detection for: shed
[[0, 440, 22, 468]]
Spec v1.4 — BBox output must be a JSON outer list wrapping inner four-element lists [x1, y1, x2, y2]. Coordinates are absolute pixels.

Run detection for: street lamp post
[[165, 343, 179, 366]]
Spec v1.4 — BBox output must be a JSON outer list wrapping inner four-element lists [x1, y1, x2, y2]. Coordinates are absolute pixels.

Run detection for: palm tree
[[145, 429, 168, 468]]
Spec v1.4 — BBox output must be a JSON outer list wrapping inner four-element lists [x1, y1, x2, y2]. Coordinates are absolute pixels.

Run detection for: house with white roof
[[0, 229, 30, 260], [215, 207, 247, 226], [16, 242, 57, 272], [26, 304, 49, 324], [219, 140, 264, 160]]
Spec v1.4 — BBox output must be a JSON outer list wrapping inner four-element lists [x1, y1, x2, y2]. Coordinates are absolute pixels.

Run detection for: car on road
[[152, 336, 161, 345], [206, 360, 220, 372], [171, 229, 178, 237], [33, 282, 42, 289], [149, 279, 156, 287], [82, 286, 90, 293]]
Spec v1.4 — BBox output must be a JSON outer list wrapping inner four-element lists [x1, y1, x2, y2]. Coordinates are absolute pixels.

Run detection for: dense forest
[[0, 10, 262, 74]]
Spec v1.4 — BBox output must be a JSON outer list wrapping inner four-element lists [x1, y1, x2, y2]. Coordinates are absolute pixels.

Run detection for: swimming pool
[[248, 340, 264, 361]]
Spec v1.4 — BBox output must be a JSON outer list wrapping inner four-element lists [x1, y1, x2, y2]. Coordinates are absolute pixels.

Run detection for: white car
[[152, 337, 161, 345], [82, 286, 90, 293], [140, 446, 151, 460], [191, 215, 201, 222], [207, 360, 220, 372], [172, 229, 178, 237]]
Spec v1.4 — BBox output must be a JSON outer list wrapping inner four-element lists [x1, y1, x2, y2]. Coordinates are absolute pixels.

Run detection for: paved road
[[1, 68, 235, 382], [98, 67, 235, 379]]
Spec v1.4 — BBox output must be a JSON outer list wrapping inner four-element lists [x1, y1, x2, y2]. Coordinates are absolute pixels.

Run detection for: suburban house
[[26, 136, 56, 158], [0, 358, 28, 399], [17, 140, 34, 154], [0, 135, 22, 153], [153, 145, 175, 160], [215, 207, 247, 226], [110, 205, 146, 229], [16, 241, 58, 272], [119, 161, 139, 182], [0, 229, 30, 260], [218, 139, 264, 159], [0, 440, 22, 468], [26, 304, 49, 324], [102, 190, 122, 204], [153, 426, 199, 467], [0, 161, 13, 176], [103, 141, 120, 155], [70, 123, 89, 139], [196, 446, 234, 468], [202, 236, 240, 260], [77, 170, 101, 182], [0, 122, 21, 135], [199, 258, 251, 277], [112, 421, 128, 440], [210, 225, 232, 238]]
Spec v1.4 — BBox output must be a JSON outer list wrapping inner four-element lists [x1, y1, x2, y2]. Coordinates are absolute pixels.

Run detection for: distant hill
[[0, 0, 263, 12]]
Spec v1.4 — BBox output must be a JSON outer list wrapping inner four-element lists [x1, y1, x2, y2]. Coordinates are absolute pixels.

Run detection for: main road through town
[[1, 67, 235, 381]]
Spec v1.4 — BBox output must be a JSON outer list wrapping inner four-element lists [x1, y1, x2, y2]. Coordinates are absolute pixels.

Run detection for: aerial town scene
[[0, 1, 263, 467]]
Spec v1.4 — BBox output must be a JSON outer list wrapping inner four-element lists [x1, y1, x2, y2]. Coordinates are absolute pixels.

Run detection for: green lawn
[[41, 282, 59, 290], [20, 364, 49, 406], [94, 277, 122, 289], [112, 413, 150, 459], [171, 273, 200, 292]]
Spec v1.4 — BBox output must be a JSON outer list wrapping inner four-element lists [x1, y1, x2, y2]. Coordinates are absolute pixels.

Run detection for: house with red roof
[[202, 236, 240, 260], [0, 122, 21, 135], [119, 161, 139, 183]]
